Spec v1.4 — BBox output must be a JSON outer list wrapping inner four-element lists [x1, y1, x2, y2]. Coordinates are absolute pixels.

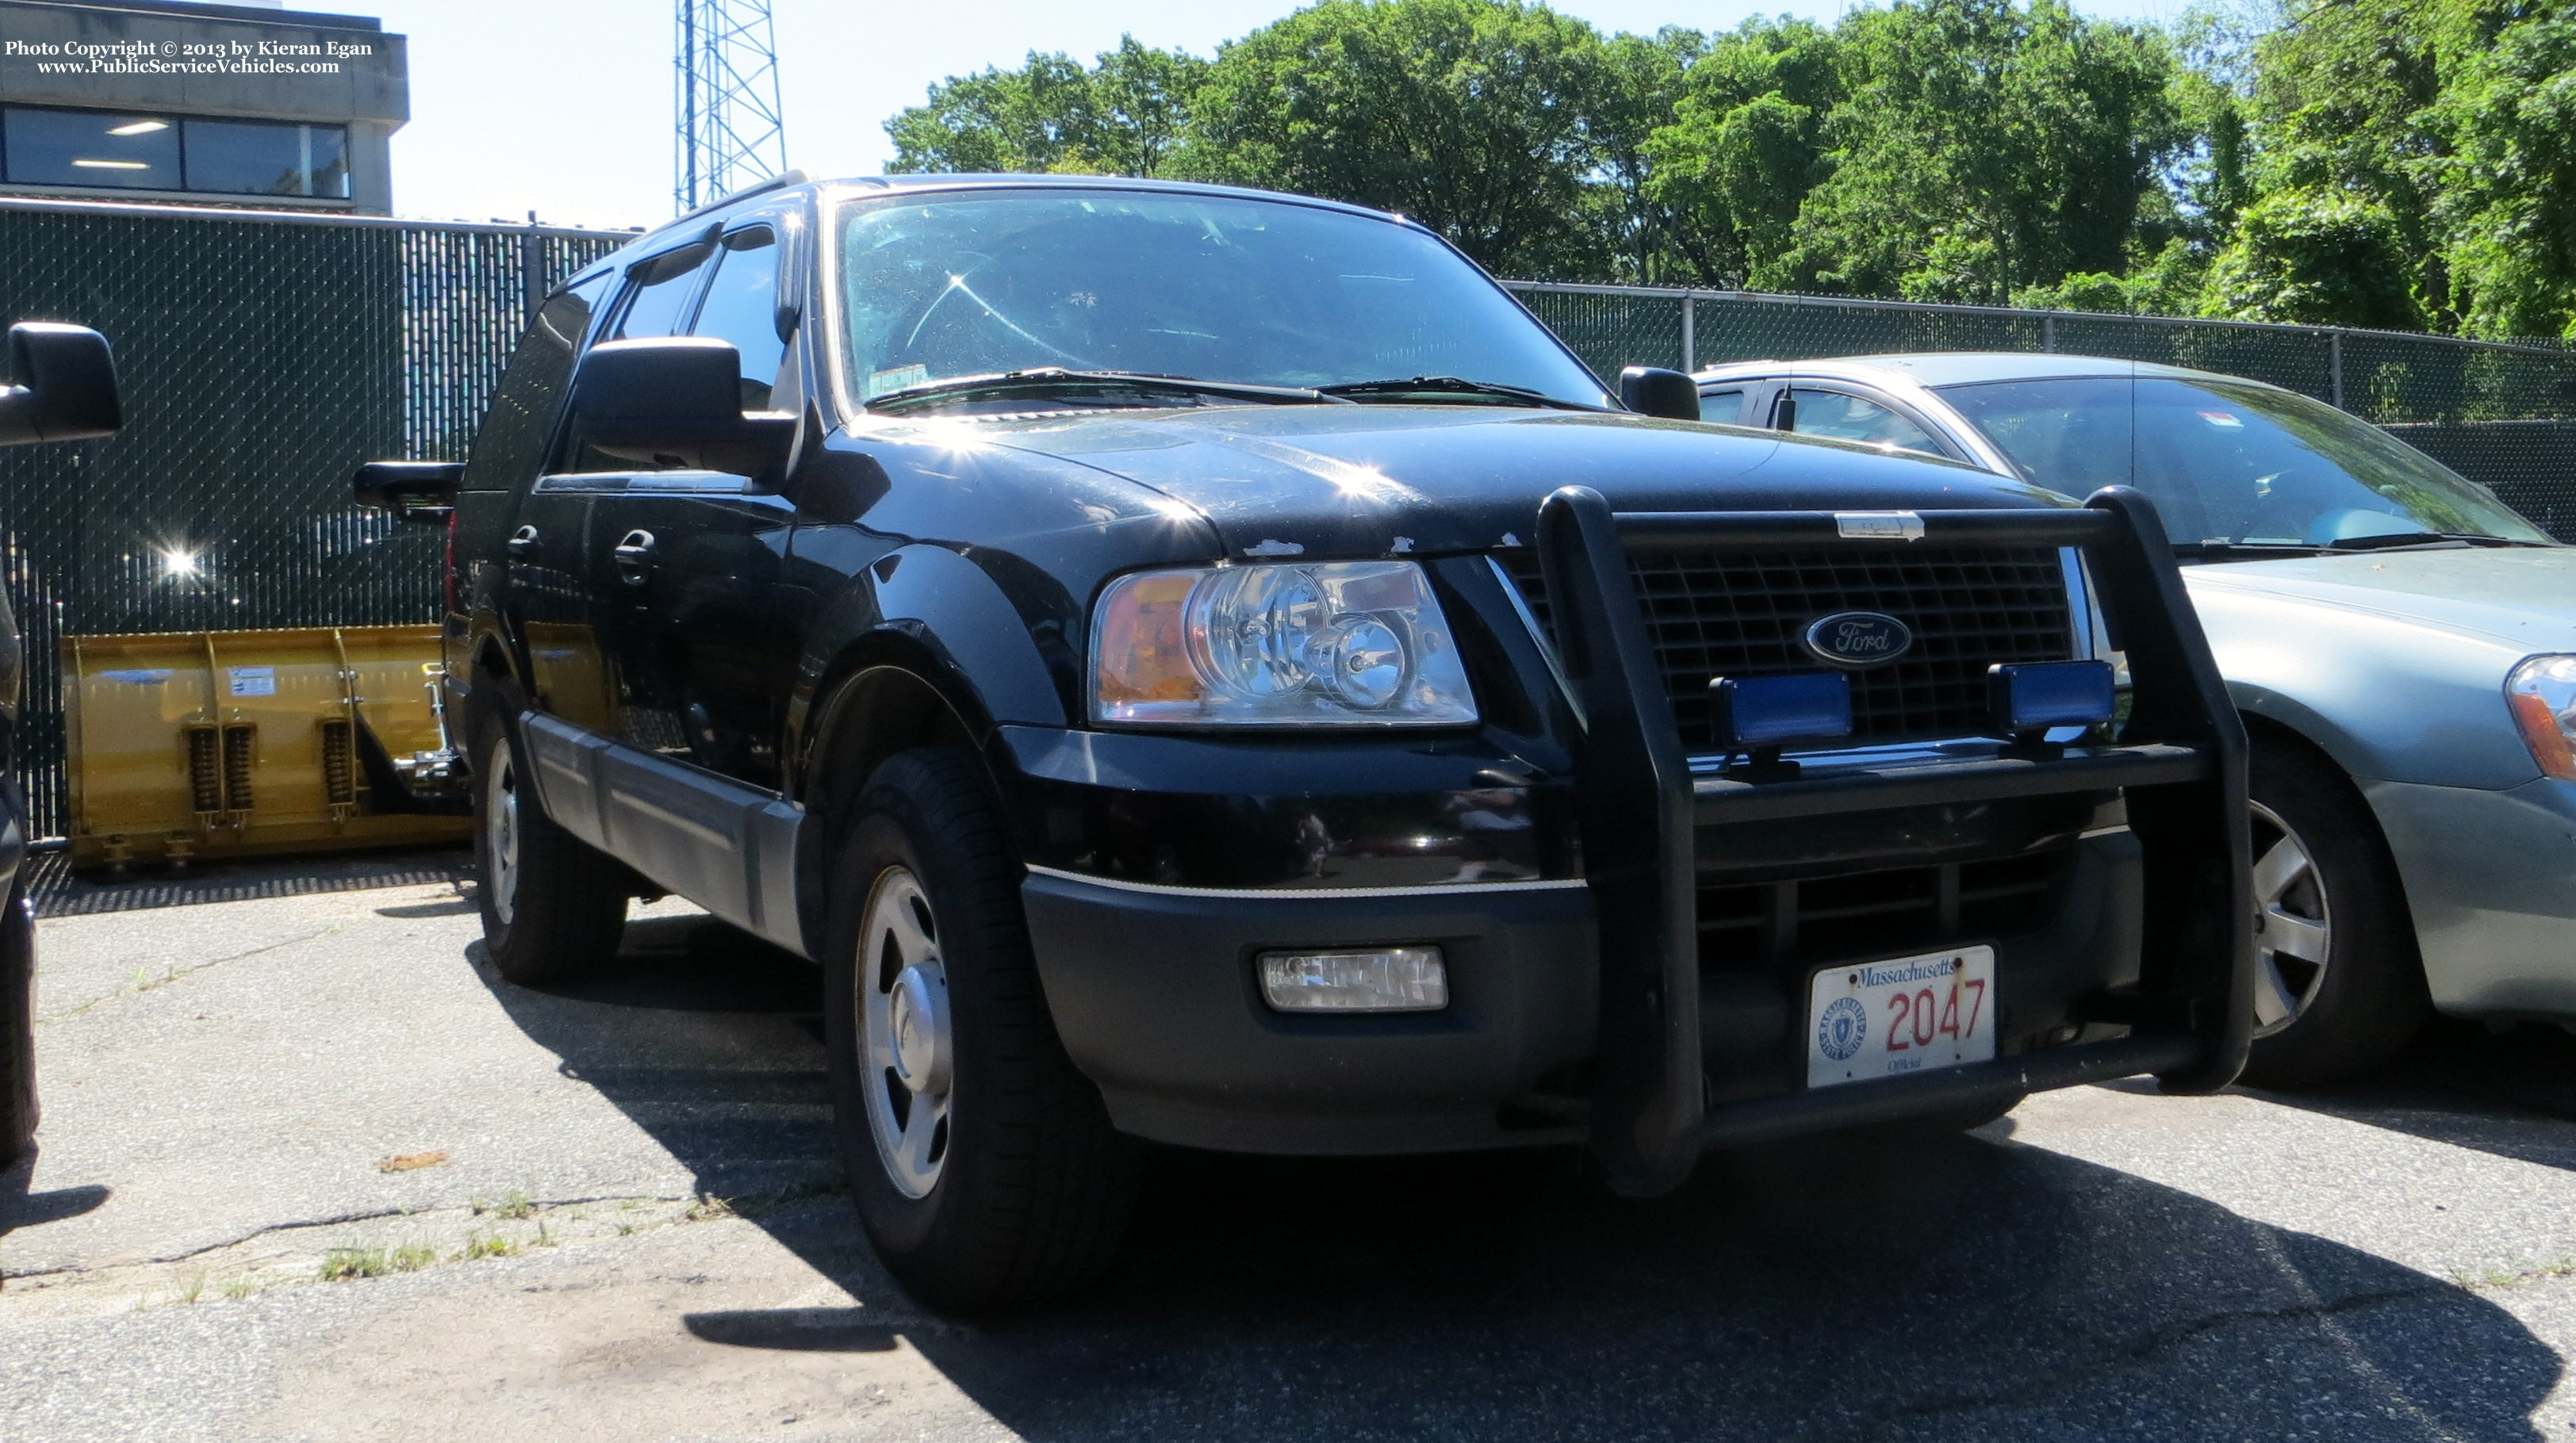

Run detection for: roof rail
[[675, 169, 811, 224]]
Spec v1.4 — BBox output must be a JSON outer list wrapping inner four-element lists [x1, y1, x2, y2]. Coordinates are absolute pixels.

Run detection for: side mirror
[[0, 323, 121, 447], [354, 460, 466, 524], [1620, 366, 1700, 423], [570, 336, 794, 478]]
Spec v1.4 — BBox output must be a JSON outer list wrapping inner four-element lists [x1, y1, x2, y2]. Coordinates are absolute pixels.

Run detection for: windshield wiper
[[865, 368, 1344, 413], [2179, 532, 2554, 561], [1316, 376, 1606, 411], [2324, 531, 2553, 551]]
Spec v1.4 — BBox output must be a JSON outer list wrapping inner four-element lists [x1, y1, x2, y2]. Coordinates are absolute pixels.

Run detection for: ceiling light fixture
[[105, 120, 168, 137], [72, 159, 151, 170]]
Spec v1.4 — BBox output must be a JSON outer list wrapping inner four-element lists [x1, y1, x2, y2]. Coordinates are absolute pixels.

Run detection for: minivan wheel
[[823, 747, 1135, 1313], [468, 686, 628, 986], [2236, 737, 2430, 1088]]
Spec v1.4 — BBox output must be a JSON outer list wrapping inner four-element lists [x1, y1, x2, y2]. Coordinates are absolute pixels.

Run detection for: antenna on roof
[[673, 0, 789, 216]]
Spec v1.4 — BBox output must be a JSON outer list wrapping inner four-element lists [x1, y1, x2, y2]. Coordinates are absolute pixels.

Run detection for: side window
[[1699, 387, 1746, 424], [688, 228, 788, 410], [1781, 387, 1943, 456], [608, 240, 718, 341], [458, 273, 611, 493]]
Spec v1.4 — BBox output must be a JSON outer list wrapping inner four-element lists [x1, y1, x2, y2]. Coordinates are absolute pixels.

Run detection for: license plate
[[1806, 945, 1997, 1089]]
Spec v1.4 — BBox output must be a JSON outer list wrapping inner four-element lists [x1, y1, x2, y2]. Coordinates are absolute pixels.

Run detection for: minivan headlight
[[1090, 561, 1479, 727], [2508, 654, 2576, 780]]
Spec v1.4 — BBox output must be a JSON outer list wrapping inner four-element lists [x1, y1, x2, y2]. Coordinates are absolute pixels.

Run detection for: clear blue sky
[[348, 0, 2186, 232]]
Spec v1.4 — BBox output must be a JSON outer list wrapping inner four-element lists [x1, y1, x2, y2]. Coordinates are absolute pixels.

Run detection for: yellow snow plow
[[62, 625, 471, 871]]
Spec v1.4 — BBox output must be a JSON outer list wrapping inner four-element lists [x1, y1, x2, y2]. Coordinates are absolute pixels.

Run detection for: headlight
[[1090, 561, 1479, 727], [2509, 654, 2576, 779]]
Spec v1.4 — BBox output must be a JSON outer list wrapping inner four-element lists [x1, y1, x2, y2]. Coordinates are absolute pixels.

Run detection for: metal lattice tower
[[673, 0, 788, 214]]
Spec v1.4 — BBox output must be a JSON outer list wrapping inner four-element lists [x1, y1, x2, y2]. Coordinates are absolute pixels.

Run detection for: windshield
[[832, 189, 1610, 411], [1935, 375, 2551, 546]]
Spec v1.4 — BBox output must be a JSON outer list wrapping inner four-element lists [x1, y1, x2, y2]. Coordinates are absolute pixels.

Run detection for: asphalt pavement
[[6, 851, 2576, 1441]]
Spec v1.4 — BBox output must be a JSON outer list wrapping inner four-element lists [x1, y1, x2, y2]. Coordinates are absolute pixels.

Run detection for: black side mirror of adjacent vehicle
[[1620, 366, 1700, 423], [353, 460, 466, 524], [570, 336, 795, 480], [0, 322, 121, 447]]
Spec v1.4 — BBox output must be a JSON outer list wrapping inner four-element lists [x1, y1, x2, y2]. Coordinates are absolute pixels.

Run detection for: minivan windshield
[[832, 189, 1611, 412], [1937, 375, 2551, 547]]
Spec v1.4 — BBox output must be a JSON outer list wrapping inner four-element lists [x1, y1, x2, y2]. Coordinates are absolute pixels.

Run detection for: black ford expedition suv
[[360, 174, 2252, 1311]]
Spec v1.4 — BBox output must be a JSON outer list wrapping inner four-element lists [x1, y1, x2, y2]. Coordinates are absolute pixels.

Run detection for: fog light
[[1257, 946, 1447, 1012], [1988, 660, 2117, 732]]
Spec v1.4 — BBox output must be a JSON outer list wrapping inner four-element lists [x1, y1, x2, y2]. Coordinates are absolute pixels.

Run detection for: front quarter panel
[[781, 427, 1225, 773], [2186, 577, 2543, 788]]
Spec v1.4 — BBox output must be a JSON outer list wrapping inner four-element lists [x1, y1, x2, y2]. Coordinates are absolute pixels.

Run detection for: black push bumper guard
[[1535, 484, 2252, 1195]]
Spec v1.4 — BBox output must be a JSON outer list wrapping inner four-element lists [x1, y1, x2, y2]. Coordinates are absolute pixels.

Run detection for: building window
[[1, 106, 351, 200], [182, 118, 350, 198], [2, 108, 179, 190]]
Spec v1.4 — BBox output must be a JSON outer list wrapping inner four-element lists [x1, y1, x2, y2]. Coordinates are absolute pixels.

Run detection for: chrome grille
[[1501, 546, 2077, 748]]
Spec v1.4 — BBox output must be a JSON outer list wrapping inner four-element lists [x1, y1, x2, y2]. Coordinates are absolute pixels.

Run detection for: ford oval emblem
[[1803, 611, 1914, 668]]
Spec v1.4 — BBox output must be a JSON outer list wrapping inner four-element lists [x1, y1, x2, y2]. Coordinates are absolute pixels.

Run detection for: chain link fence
[[0, 198, 629, 838], [1507, 281, 2576, 538]]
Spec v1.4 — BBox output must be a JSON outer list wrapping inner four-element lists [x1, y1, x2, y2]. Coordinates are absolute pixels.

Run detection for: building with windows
[[0, 0, 406, 213]]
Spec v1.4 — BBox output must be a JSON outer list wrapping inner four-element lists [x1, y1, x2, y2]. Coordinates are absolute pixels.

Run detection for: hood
[[2183, 547, 2576, 653], [962, 404, 2065, 557]]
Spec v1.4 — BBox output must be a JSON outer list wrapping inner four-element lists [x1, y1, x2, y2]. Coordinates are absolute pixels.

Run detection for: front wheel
[[2236, 737, 2430, 1088], [823, 747, 1136, 1313]]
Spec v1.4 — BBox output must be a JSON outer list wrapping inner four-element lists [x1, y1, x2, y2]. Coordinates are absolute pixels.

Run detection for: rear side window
[[688, 228, 788, 409], [458, 274, 611, 493], [1782, 387, 1942, 456], [610, 240, 718, 340], [1700, 387, 1746, 424]]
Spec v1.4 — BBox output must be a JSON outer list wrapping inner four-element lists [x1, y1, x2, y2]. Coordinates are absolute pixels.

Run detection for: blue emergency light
[[1709, 672, 1853, 749], [1987, 660, 2118, 735]]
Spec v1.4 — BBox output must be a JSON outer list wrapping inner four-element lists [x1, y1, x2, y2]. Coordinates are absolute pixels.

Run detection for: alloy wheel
[[2249, 799, 2332, 1038], [485, 734, 521, 927], [858, 867, 953, 1200]]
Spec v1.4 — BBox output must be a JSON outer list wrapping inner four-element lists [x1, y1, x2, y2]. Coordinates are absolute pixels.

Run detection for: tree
[[1178, 0, 1618, 277], [885, 38, 1209, 178], [1765, 0, 2185, 304], [2198, 186, 2425, 326], [2432, 6, 2576, 337], [1636, 18, 1845, 287]]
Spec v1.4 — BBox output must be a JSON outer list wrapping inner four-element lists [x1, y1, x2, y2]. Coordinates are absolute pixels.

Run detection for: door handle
[[613, 529, 657, 586], [506, 524, 540, 560]]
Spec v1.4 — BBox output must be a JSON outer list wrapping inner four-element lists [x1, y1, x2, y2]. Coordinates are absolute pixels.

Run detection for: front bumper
[[2367, 775, 2576, 1018], [1014, 489, 2249, 1190], [1021, 828, 2160, 1155]]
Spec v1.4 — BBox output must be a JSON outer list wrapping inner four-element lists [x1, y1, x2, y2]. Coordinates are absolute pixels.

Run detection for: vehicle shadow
[[2245, 1018, 2576, 1173], [0, 1150, 108, 1284], [473, 910, 2562, 1441]]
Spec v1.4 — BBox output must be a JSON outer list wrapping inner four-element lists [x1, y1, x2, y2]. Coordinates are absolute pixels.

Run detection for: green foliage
[[872, 0, 2576, 339], [2433, 7, 2576, 337], [2199, 187, 2425, 327], [1177, 0, 1620, 277], [1770, 0, 2184, 304], [1637, 19, 1845, 286], [885, 37, 1209, 178]]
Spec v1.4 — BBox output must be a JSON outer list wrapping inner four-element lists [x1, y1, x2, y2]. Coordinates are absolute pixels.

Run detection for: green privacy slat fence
[[0, 198, 630, 840], [1506, 281, 2576, 538]]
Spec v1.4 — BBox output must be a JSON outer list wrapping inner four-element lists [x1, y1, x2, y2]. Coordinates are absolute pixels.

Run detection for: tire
[[2237, 735, 2431, 1088], [469, 683, 629, 986], [0, 882, 34, 1169], [822, 746, 1136, 1313]]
